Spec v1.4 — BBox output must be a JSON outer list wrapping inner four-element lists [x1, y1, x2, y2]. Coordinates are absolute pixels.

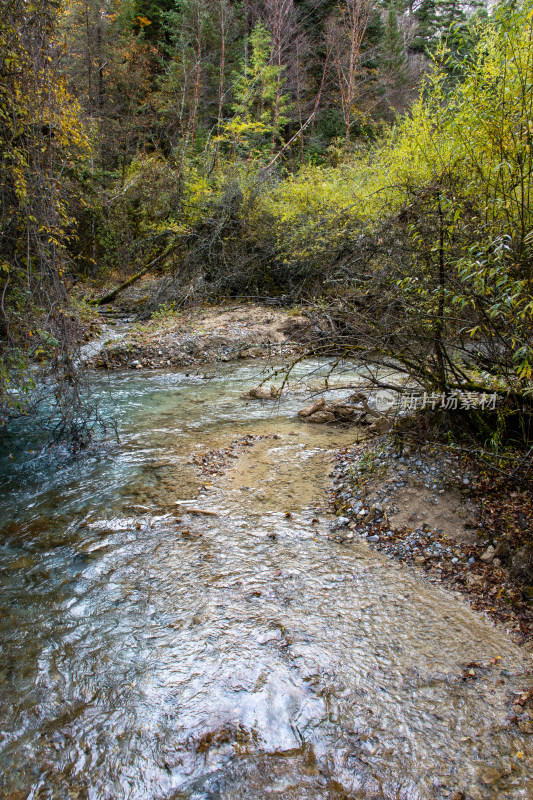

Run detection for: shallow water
[[0, 362, 532, 800]]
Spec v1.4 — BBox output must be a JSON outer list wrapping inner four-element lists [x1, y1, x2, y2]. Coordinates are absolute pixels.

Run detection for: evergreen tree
[[223, 22, 292, 154], [381, 6, 408, 79], [132, 0, 174, 42], [410, 0, 485, 56]]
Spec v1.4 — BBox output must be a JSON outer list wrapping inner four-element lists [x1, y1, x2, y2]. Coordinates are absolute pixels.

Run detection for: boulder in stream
[[241, 385, 281, 400], [307, 409, 336, 423], [298, 397, 326, 417]]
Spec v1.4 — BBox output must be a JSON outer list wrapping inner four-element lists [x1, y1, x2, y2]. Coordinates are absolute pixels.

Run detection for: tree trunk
[[89, 265, 153, 306]]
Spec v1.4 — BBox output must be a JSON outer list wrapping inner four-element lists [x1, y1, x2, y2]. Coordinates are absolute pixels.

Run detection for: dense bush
[[0, 0, 92, 435], [218, 1, 533, 420]]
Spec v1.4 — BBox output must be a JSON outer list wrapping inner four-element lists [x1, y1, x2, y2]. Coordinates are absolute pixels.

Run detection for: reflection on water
[[0, 362, 532, 800]]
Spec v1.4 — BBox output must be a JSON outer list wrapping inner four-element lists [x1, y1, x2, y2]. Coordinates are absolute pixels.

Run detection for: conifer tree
[[223, 22, 292, 154], [410, 0, 485, 55], [381, 6, 408, 79]]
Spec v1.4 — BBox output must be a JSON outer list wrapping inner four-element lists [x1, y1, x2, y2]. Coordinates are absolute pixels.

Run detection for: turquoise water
[[0, 363, 532, 800]]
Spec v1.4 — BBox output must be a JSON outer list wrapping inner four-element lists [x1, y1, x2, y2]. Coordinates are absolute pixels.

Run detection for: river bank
[[87, 303, 314, 370], [330, 436, 533, 654]]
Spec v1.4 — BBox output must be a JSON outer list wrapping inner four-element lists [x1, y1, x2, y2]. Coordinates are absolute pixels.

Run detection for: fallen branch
[[89, 264, 152, 307], [88, 243, 175, 306]]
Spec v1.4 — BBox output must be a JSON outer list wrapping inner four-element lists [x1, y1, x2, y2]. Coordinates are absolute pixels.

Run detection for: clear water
[[0, 362, 532, 800]]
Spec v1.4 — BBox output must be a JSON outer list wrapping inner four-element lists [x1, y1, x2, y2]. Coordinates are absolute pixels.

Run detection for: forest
[[3, 0, 533, 791], [0, 0, 532, 446]]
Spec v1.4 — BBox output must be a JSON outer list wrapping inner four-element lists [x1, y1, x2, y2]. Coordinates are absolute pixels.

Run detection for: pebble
[[335, 516, 350, 528], [480, 545, 495, 563], [479, 767, 502, 786], [329, 438, 525, 637]]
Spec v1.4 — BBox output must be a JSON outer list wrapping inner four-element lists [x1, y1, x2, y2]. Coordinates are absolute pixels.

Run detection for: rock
[[332, 404, 357, 420], [367, 535, 380, 543], [466, 573, 484, 589], [335, 516, 350, 528], [510, 543, 533, 583], [479, 767, 502, 786], [329, 399, 360, 421], [492, 558, 501, 568], [480, 545, 495, 563], [307, 410, 336, 424], [242, 385, 271, 400], [240, 346, 262, 358], [493, 540, 509, 559], [368, 417, 391, 434], [298, 397, 326, 417], [518, 511, 529, 529], [257, 630, 281, 645], [329, 399, 350, 409], [364, 505, 376, 523]]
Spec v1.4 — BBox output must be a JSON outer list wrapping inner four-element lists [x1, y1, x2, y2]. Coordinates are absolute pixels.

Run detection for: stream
[[0, 361, 532, 800]]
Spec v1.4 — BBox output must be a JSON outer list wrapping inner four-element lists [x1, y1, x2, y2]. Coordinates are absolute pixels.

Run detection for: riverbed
[[0, 362, 532, 799]]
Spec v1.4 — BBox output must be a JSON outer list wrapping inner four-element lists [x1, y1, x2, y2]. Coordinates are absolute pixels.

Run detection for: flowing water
[[0, 362, 532, 800]]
